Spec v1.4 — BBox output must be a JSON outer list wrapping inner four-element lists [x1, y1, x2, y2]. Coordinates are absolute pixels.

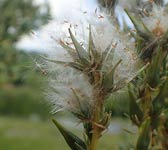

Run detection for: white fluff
[[142, 4, 168, 37], [44, 4, 139, 113]]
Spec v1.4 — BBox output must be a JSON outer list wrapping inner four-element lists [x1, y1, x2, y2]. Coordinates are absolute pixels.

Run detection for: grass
[[0, 116, 137, 150]]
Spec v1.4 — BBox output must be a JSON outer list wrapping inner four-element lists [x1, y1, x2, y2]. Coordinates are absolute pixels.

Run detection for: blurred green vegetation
[[0, 49, 50, 118], [105, 89, 130, 117], [0, 116, 137, 150], [0, 58, 48, 118], [0, 0, 50, 42], [0, 0, 50, 118]]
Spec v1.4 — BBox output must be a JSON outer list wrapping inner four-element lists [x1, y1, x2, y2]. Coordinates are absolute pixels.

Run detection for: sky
[[17, 0, 97, 52], [17, 0, 133, 52], [19, 0, 168, 52]]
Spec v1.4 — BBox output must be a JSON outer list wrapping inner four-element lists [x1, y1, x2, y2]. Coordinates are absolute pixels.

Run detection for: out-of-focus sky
[[17, 0, 97, 52], [18, 0, 168, 52]]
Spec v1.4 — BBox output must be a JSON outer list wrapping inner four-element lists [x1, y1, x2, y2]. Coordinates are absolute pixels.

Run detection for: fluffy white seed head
[[142, 3, 168, 37], [47, 66, 93, 113], [44, 8, 140, 113], [88, 12, 139, 83]]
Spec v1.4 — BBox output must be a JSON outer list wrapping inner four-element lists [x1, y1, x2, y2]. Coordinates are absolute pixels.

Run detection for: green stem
[[89, 127, 99, 150]]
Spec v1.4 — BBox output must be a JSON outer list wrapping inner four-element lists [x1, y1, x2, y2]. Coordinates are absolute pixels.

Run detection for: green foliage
[[52, 119, 87, 150], [126, 1, 168, 149], [125, 9, 152, 39], [0, 0, 50, 118], [136, 117, 151, 150], [0, 0, 50, 86], [0, 117, 136, 150], [96, 0, 168, 149], [0, 51, 49, 118], [128, 88, 143, 126], [105, 89, 130, 117], [0, 0, 50, 43]]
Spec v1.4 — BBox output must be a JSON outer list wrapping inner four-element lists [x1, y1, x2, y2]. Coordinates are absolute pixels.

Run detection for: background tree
[[0, 0, 50, 43], [0, 0, 50, 117]]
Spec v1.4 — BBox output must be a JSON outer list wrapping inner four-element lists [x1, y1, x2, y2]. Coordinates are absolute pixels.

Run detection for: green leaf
[[52, 119, 87, 150], [88, 25, 100, 63], [40, 55, 68, 65], [128, 87, 143, 126], [136, 117, 151, 150], [68, 28, 90, 65], [103, 59, 122, 91], [41, 55, 85, 71], [164, 109, 168, 128], [68, 62, 84, 71], [111, 63, 148, 93], [152, 78, 168, 116], [88, 25, 96, 55], [59, 40, 78, 60], [83, 122, 92, 142], [102, 41, 115, 62], [138, 38, 158, 60], [75, 143, 87, 150], [146, 47, 166, 88], [125, 9, 152, 39], [99, 113, 111, 129]]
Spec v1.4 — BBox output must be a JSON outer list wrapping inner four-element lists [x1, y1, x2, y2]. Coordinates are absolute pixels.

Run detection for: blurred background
[[0, 0, 137, 149]]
